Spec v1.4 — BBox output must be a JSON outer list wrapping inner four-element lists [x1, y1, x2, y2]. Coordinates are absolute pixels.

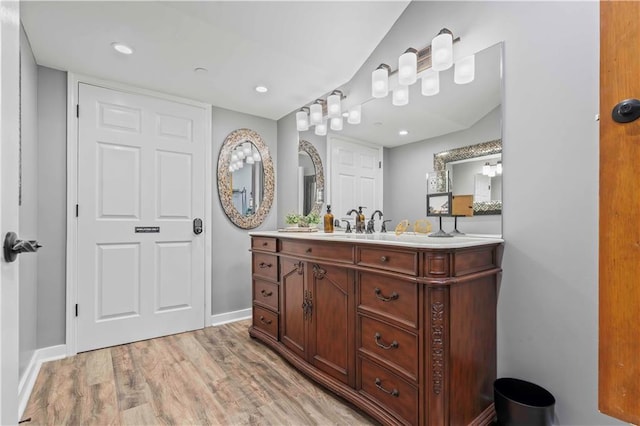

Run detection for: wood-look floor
[[23, 320, 375, 425]]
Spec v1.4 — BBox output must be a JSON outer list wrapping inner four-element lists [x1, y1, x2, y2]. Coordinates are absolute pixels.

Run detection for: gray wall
[[211, 107, 277, 316], [36, 66, 67, 348], [323, 1, 614, 424], [386, 107, 502, 235], [19, 25, 39, 378], [277, 112, 299, 229]]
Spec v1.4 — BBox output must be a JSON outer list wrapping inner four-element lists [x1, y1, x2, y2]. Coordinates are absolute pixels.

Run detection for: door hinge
[[76, 104, 79, 118], [75, 304, 78, 317], [75, 204, 79, 217], [379, 161, 382, 169]]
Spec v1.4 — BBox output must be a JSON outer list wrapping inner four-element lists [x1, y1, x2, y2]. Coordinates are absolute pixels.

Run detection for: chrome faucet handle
[[341, 220, 352, 233], [381, 219, 392, 233], [366, 219, 375, 234]]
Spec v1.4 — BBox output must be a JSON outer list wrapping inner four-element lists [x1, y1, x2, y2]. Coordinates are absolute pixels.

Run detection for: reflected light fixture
[[253, 151, 261, 162], [231, 153, 239, 162], [421, 68, 440, 96], [398, 48, 418, 86], [246, 156, 255, 165], [315, 119, 328, 136], [454, 54, 475, 84], [327, 90, 343, 118], [392, 85, 409, 106], [296, 107, 309, 131], [309, 100, 324, 126], [330, 117, 343, 131], [482, 162, 491, 175], [347, 105, 362, 125], [242, 144, 252, 156], [496, 161, 502, 174], [372, 64, 391, 98], [431, 28, 453, 71]]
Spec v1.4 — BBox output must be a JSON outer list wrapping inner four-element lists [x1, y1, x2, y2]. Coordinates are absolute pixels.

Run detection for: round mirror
[[217, 128, 274, 229], [298, 139, 324, 217]]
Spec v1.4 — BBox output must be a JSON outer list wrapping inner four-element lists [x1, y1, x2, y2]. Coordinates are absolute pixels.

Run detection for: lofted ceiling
[[21, 1, 410, 121]]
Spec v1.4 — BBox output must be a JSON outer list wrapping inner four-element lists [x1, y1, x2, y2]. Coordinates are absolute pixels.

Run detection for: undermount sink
[[316, 232, 498, 244]]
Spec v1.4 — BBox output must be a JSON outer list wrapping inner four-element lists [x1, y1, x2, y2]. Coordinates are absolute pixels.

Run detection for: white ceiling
[[21, 1, 410, 121]]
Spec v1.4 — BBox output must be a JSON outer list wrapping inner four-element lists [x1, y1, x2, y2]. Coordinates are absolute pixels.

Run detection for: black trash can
[[494, 378, 555, 426]]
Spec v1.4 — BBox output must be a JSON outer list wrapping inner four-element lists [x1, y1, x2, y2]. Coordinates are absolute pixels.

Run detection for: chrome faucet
[[347, 208, 365, 233], [381, 219, 392, 233], [367, 210, 383, 233]]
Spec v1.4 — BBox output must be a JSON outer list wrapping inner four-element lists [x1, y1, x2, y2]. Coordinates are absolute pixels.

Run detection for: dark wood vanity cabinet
[[249, 235, 502, 426]]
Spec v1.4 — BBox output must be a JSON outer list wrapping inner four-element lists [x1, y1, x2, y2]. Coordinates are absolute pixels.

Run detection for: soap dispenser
[[357, 206, 366, 233], [324, 205, 334, 233]]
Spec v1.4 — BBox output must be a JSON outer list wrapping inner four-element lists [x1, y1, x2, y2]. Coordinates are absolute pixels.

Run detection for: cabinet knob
[[380, 256, 388, 262], [262, 241, 268, 246], [306, 247, 312, 253], [259, 315, 272, 325]]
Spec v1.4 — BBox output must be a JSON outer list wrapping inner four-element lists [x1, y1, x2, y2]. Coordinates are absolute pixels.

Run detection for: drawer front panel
[[253, 279, 279, 311], [359, 357, 418, 426], [280, 239, 354, 264], [358, 272, 418, 329], [357, 247, 418, 276], [424, 253, 450, 277], [252, 237, 277, 252], [359, 316, 418, 381], [453, 246, 496, 276], [252, 305, 279, 340], [253, 253, 278, 281]]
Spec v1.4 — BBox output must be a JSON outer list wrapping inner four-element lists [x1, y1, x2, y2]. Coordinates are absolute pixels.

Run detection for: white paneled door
[[329, 136, 382, 225], [76, 83, 206, 352]]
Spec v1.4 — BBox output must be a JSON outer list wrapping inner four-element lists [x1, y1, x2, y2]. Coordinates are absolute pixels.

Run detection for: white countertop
[[250, 230, 504, 249]]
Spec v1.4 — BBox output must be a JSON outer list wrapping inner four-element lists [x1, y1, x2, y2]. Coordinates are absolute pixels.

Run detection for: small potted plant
[[305, 211, 321, 228], [285, 212, 301, 227]]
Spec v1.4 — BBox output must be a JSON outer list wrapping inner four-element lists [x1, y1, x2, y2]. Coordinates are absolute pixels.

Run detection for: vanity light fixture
[[392, 85, 409, 106], [315, 120, 328, 136], [296, 107, 310, 131], [347, 105, 362, 124], [111, 42, 134, 55], [398, 48, 418, 86], [372, 64, 391, 98], [309, 100, 324, 126], [330, 116, 343, 131], [327, 90, 343, 118], [421, 68, 440, 96], [454, 54, 475, 84], [431, 28, 453, 71]]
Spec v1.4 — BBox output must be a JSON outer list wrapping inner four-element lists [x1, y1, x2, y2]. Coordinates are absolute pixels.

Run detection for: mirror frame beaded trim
[[299, 139, 325, 217], [217, 128, 275, 229]]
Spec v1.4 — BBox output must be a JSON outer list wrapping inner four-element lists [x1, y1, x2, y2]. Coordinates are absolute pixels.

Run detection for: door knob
[[612, 98, 640, 123], [3, 232, 42, 263]]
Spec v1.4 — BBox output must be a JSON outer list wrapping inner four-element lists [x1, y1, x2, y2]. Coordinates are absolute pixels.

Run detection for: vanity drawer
[[359, 357, 418, 426], [357, 246, 418, 276], [358, 272, 418, 329], [423, 252, 451, 277], [280, 239, 354, 264], [252, 305, 279, 340], [253, 279, 279, 311], [252, 237, 277, 253], [253, 253, 278, 281], [359, 315, 418, 382]]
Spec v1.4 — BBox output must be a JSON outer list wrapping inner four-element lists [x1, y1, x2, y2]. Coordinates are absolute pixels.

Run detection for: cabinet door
[[280, 257, 306, 359], [308, 263, 355, 386]]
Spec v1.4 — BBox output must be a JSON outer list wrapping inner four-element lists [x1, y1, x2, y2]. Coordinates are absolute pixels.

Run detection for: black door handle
[[193, 218, 203, 235], [612, 99, 640, 123], [3, 232, 41, 263]]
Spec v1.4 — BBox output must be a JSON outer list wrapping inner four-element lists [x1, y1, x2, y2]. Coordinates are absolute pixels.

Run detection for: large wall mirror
[[298, 139, 324, 216], [217, 128, 274, 229]]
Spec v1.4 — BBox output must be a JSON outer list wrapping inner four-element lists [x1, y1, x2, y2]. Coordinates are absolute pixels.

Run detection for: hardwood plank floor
[[23, 320, 376, 425]]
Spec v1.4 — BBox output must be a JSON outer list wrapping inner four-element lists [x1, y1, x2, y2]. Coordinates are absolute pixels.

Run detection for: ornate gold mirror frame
[[299, 139, 324, 217], [217, 128, 274, 229]]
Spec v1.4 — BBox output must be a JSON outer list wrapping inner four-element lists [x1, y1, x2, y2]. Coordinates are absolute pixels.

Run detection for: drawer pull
[[374, 378, 399, 397], [258, 262, 272, 269], [260, 289, 273, 297], [380, 256, 388, 262], [262, 241, 268, 246], [259, 315, 272, 325], [374, 287, 399, 302], [374, 332, 399, 350], [306, 247, 312, 253]]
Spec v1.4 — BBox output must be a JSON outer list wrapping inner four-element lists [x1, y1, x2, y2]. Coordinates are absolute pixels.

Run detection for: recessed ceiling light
[[255, 85, 268, 93], [399, 130, 409, 136], [194, 67, 208, 74], [111, 42, 134, 55]]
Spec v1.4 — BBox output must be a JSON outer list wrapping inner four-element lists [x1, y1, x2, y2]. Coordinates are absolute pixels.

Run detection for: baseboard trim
[[18, 345, 67, 419], [210, 308, 251, 326]]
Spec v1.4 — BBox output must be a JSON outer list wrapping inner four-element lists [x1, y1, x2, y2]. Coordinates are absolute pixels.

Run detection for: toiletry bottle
[[358, 206, 366, 233], [324, 205, 334, 233]]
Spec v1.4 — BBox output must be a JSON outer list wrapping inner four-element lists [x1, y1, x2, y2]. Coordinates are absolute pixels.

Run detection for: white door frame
[[0, 1, 21, 422], [326, 133, 384, 217], [66, 73, 213, 356]]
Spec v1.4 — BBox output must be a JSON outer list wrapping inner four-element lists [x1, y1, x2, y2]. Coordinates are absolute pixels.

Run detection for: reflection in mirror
[[298, 140, 324, 217], [217, 128, 274, 229]]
